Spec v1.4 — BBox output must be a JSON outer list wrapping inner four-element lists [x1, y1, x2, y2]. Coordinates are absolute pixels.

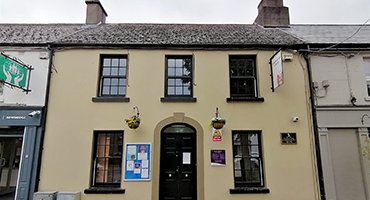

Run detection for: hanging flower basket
[[211, 117, 226, 129], [125, 106, 141, 129], [125, 116, 140, 129]]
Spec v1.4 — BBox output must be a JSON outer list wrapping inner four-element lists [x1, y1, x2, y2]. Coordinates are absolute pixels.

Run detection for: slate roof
[[0, 23, 303, 48], [54, 23, 303, 47], [0, 24, 84, 45], [282, 24, 370, 44]]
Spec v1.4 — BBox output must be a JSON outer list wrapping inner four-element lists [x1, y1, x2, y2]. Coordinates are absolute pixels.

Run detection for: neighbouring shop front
[[0, 107, 43, 200]]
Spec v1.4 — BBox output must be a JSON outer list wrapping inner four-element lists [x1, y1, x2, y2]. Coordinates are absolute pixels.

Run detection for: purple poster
[[211, 150, 226, 166]]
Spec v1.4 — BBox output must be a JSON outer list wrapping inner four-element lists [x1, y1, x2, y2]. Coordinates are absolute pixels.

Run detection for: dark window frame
[[90, 131, 123, 188], [164, 55, 193, 98], [231, 130, 265, 188], [229, 55, 258, 98], [98, 55, 128, 97]]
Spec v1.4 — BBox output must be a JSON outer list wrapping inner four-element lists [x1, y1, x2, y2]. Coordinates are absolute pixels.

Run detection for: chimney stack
[[254, 0, 290, 27], [85, 0, 108, 24]]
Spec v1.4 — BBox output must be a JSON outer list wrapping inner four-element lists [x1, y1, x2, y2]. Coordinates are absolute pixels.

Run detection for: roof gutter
[[47, 43, 304, 51]]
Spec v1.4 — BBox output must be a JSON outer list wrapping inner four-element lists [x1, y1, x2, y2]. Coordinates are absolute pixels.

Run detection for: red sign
[[212, 129, 222, 142]]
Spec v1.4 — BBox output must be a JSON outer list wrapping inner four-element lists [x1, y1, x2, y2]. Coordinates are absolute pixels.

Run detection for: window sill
[[92, 97, 130, 102], [364, 97, 370, 102], [161, 97, 197, 102], [84, 188, 125, 194], [229, 187, 270, 194], [226, 97, 264, 102]]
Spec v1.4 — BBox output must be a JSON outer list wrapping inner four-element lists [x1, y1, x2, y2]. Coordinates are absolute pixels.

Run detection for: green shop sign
[[0, 53, 32, 92]]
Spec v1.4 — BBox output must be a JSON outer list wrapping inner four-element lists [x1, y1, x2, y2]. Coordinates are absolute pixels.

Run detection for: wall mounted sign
[[0, 53, 33, 93], [124, 143, 151, 181], [281, 133, 297, 145], [270, 49, 284, 92], [211, 150, 225, 166], [212, 129, 222, 142]]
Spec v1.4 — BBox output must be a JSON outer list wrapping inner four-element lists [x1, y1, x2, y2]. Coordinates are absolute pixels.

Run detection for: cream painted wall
[[39, 49, 319, 200], [0, 49, 49, 106]]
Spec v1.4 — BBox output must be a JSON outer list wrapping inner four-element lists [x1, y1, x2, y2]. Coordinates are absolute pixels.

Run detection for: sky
[[0, 0, 369, 24]]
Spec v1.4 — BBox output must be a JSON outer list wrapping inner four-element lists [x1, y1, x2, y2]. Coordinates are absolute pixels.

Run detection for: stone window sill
[[92, 97, 130, 102], [229, 187, 270, 194], [226, 97, 265, 102], [84, 187, 125, 194], [161, 97, 197, 102]]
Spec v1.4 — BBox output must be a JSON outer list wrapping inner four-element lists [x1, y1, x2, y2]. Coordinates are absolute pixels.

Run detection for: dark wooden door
[[159, 124, 197, 200]]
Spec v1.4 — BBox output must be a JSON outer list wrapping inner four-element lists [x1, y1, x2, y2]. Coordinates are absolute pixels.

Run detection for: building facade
[[35, 21, 320, 200], [0, 47, 49, 200], [0, 24, 84, 200], [285, 25, 370, 200]]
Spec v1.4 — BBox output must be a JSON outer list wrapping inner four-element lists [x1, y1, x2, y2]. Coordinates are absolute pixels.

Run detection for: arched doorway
[[159, 124, 197, 200]]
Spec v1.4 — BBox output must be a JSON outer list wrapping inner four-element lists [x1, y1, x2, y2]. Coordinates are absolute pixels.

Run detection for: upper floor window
[[99, 55, 127, 97], [229, 55, 257, 98], [232, 131, 264, 188], [363, 58, 370, 96], [165, 56, 193, 97], [91, 131, 123, 188]]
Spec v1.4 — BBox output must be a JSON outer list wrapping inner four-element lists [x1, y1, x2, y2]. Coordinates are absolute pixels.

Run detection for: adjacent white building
[[285, 25, 370, 200]]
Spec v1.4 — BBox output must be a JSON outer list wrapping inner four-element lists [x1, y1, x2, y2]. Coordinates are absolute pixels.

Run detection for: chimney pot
[[85, 0, 108, 24]]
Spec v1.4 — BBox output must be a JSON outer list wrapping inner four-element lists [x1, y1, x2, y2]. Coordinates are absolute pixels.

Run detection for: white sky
[[0, 0, 369, 24]]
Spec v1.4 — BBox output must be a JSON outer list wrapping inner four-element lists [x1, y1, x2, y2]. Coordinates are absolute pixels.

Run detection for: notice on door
[[183, 152, 191, 164]]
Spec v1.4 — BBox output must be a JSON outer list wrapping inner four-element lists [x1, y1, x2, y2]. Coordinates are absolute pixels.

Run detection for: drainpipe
[[34, 44, 55, 193], [303, 45, 326, 200]]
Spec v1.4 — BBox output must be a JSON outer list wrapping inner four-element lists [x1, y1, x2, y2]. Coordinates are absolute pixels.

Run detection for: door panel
[[160, 124, 197, 200], [328, 129, 367, 200]]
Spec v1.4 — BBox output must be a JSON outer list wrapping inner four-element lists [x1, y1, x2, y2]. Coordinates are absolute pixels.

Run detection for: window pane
[[111, 68, 118, 75], [175, 59, 182, 67], [118, 68, 126, 76], [175, 87, 182, 95], [103, 78, 110, 86], [184, 67, 191, 76], [111, 78, 119, 86], [176, 68, 183, 76], [230, 56, 257, 97], [168, 79, 175, 85], [99, 56, 127, 96], [168, 59, 175, 68], [119, 59, 126, 67], [168, 67, 175, 76], [111, 86, 118, 95], [102, 68, 110, 75], [102, 86, 110, 95], [118, 86, 126, 95], [184, 87, 191, 95], [168, 87, 175, 95], [119, 79, 126, 86], [165, 56, 192, 97], [230, 78, 255, 97], [103, 59, 111, 67], [232, 131, 263, 187], [93, 132, 123, 187], [112, 59, 119, 67]]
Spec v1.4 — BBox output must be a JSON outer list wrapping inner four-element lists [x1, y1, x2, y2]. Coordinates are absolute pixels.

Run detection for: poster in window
[[211, 149, 226, 166], [124, 143, 151, 181]]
